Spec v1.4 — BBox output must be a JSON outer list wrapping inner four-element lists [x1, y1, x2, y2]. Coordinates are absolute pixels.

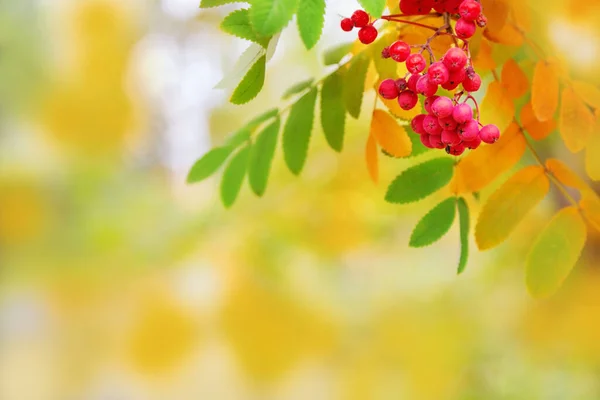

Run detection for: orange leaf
[[472, 39, 496, 71], [585, 117, 600, 181], [480, 81, 515, 134], [571, 80, 600, 111], [559, 86, 594, 153], [581, 193, 600, 232], [451, 122, 526, 194], [370, 109, 412, 157], [481, 0, 510, 34], [501, 59, 528, 99], [475, 165, 550, 250], [366, 132, 379, 183], [520, 102, 556, 140], [546, 158, 590, 191], [484, 24, 524, 47], [380, 91, 421, 121], [532, 61, 559, 122]]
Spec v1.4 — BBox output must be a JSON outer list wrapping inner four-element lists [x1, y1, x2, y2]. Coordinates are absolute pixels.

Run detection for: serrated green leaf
[[221, 9, 270, 48], [225, 108, 279, 147], [200, 0, 241, 8], [343, 54, 370, 119], [320, 72, 346, 152], [323, 42, 353, 65], [282, 78, 314, 99], [526, 207, 587, 298], [357, 0, 386, 16], [409, 197, 456, 247], [249, 117, 281, 196], [249, 0, 298, 37], [406, 126, 430, 158], [457, 197, 470, 274], [230, 55, 266, 105], [187, 146, 234, 183], [283, 87, 318, 175], [297, 0, 326, 50], [385, 158, 455, 204], [221, 144, 251, 207]]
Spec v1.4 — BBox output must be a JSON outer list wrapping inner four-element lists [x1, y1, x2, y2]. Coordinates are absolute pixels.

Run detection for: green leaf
[[221, 145, 251, 208], [297, 0, 326, 50], [343, 53, 370, 119], [282, 78, 314, 99], [320, 72, 346, 152], [357, 0, 386, 17], [406, 126, 430, 158], [248, 117, 281, 196], [249, 0, 298, 37], [187, 146, 234, 183], [457, 197, 470, 274], [409, 197, 457, 248], [323, 42, 353, 65], [283, 87, 318, 175], [230, 55, 266, 105], [200, 0, 241, 8], [526, 207, 587, 298], [385, 157, 455, 204], [221, 9, 270, 48], [225, 108, 279, 148], [371, 31, 397, 78]]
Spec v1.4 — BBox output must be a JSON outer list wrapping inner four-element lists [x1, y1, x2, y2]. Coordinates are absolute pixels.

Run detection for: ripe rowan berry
[[459, 0, 482, 22], [442, 47, 468, 71], [439, 115, 458, 131], [423, 115, 443, 135], [416, 75, 438, 97], [446, 143, 466, 156], [389, 41, 411, 62], [458, 119, 479, 140], [424, 95, 439, 114], [455, 18, 476, 39], [431, 96, 454, 118], [463, 135, 482, 149], [411, 114, 428, 135], [479, 124, 500, 143], [407, 74, 421, 92], [358, 25, 378, 44], [428, 62, 450, 85], [398, 90, 419, 110], [429, 134, 445, 149], [406, 53, 427, 74], [395, 78, 408, 92], [463, 72, 481, 92], [341, 18, 354, 32], [420, 133, 434, 148], [379, 79, 399, 99], [476, 14, 488, 28], [452, 103, 473, 124], [442, 130, 462, 146], [351, 10, 370, 28]]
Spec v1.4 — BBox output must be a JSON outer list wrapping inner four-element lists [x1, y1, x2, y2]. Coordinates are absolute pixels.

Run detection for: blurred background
[[1, 0, 600, 399]]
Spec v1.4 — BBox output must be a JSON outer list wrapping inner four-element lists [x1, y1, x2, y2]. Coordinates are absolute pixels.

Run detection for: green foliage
[[323, 43, 353, 66], [409, 197, 456, 248], [385, 158, 455, 204], [221, 9, 270, 48], [320, 72, 346, 152], [343, 53, 370, 119], [249, 117, 281, 196], [282, 79, 314, 100], [199, 0, 241, 8], [221, 145, 251, 208], [457, 198, 470, 275], [406, 126, 430, 158], [187, 146, 234, 183], [230, 55, 266, 105], [297, 0, 326, 50], [357, 0, 386, 17], [283, 87, 318, 175], [249, 0, 299, 37]]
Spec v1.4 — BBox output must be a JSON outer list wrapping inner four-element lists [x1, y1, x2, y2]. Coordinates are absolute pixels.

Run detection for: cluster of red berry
[[341, 0, 499, 156]]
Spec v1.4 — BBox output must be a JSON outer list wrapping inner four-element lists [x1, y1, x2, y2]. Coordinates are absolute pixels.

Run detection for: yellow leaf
[[585, 119, 600, 180], [571, 80, 600, 111], [510, 0, 532, 31], [366, 133, 379, 183], [559, 86, 594, 152], [370, 109, 412, 158], [526, 207, 587, 298], [481, 0, 510, 34], [581, 194, 600, 233], [545, 158, 589, 191], [480, 81, 515, 136], [475, 166, 550, 250], [386, 0, 400, 13], [484, 24, 524, 47], [451, 122, 526, 194], [532, 61, 559, 122], [380, 91, 421, 121], [365, 61, 378, 92], [501, 59, 528, 99], [520, 102, 556, 140], [473, 39, 496, 71]]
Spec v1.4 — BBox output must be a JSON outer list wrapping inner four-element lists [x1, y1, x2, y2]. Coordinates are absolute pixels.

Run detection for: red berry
[[442, 68, 467, 90], [479, 124, 501, 143], [398, 90, 419, 110], [444, 0, 462, 13], [432, 0, 446, 13], [341, 18, 354, 32], [442, 129, 462, 146], [459, 0, 482, 21], [463, 135, 482, 149], [420, 133, 434, 148], [463, 72, 481, 92], [455, 18, 477, 39], [424, 95, 439, 114], [379, 79, 399, 99], [351, 10, 370, 28], [429, 134, 445, 149], [416, 75, 438, 97], [411, 114, 428, 135], [446, 142, 466, 156], [389, 41, 411, 62], [452, 103, 473, 124], [406, 53, 427, 73], [407, 74, 421, 92], [400, 0, 433, 15], [476, 14, 488, 28], [382, 46, 391, 59], [395, 78, 408, 92], [428, 62, 450, 85], [439, 115, 458, 131], [458, 119, 479, 140], [443, 47, 468, 71], [423, 114, 443, 135], [358, 25, 378, 44], [431, 96, 454, 118]]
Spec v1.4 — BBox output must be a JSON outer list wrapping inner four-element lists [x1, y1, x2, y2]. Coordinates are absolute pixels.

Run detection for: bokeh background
[[2, 0, 600, 399]]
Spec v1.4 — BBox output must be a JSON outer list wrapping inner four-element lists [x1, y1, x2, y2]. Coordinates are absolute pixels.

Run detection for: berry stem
[[382, 12, 442, 19], [463, 95, 480, 121], [380, 17, 439, 31]]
